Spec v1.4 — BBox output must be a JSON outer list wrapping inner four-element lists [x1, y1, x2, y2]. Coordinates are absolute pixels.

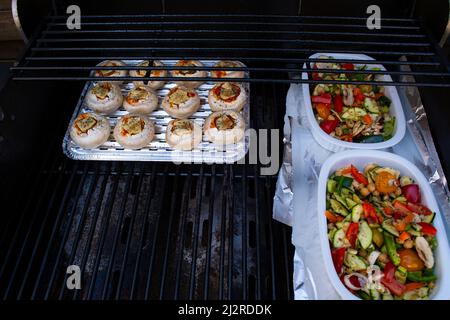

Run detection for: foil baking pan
[[63, 60, 250, 163]]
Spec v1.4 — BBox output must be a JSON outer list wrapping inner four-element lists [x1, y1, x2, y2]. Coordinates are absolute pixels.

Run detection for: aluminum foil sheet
[[274, 77, 450, 299]]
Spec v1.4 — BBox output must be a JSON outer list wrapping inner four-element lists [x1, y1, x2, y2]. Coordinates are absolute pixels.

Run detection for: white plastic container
[[302, 53, 406, 152], [317, 150, 450, 300]]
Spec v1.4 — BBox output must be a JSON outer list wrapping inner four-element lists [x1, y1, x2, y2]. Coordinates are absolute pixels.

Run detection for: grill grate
[[10, 14, 450, 86], [0, 82, 293, 300]]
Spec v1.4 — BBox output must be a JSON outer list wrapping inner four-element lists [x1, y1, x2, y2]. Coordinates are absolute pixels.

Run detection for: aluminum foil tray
[[63, 60, 250, 163]]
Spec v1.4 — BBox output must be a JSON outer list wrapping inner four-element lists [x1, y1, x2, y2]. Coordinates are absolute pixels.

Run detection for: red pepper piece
[[312, 93, 332, 104], [406, 202, 432, 216], [332, 247, 347, 275], [381, 262, 406, 296], [320, 119, 339, 134], [350, 165, 368, 186], [346, 222, 359, 248], [333, 94, 344, 113], [418, 222, 437, 236], [342, 63, 355, 70]]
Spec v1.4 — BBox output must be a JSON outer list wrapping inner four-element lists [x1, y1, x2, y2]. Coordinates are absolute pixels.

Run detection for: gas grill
[[1, 0, 450, 300]]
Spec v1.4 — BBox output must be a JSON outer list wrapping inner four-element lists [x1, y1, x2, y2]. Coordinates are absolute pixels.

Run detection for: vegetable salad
[[310, 56, 395, 143], [325, 163, 438, 300]]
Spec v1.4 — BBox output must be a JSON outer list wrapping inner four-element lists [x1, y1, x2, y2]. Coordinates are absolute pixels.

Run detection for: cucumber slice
[[344, 253, 368, 271], [403, 290, 419, 300], [327, 179, 337, 193], [400, 176, 414, 187], [341, 187, 352, 196], [358, 221, 373, 249], [333, 229, 346, 248], [334, 194, 349, 209], [422, 212, 436, 224], [330, 199, 349, 216], [408, 229, 422, 237], [382, 292, 394, 300], [382, 219, 400, 237], [343, 214, 352, 222], [341, 107, 367, 120], [346, 198, 358, 210], [352, 193, 361, 204], [370, 288, 381, 300], [351, 204, 363, 222], [328, 228, 337, 242], [358, 290, 371, 300], [372, 227, 384, 248], [394, 196, 407, 203]]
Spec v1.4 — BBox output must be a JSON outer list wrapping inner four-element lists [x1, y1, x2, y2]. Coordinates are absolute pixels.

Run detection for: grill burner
[[0, 83, 293, 300]]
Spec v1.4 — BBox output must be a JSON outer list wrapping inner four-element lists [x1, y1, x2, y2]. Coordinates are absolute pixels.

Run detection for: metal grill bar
[[10, 14, 450, 86], [28, 47, 435, 56], [23, 56, 441, 66], [144, 164, 169, 299], [12, 66, 449, 77], [72, 162, 112, 300], [35, 38, 430, 47], [99, 163, 135, 299], [45, 21, 421, 30], [173, 168, 193, 299], [158, 167, 181, 299], [43, 164, 90, 299], [45, 14, 419, 22], [85, 162, 121, 299], [42, 29, 427, 38]]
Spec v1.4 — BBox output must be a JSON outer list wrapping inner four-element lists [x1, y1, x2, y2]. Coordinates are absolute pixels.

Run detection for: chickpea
[[360, 188, 370, 197], [403, 239, 414, 249], [395, 187, 402, 196], [378, 252, 389, 264], [359, 249, 368, 258], [373, 190, 380, 197], [368, 183, 376, 193]]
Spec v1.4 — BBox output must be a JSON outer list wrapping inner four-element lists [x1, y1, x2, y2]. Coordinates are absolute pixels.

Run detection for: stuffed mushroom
[[204, 110, 245, 146], [70, 113, 111, 149], [113, 114, 155, 149], [94, 60, 128, 84], [208, 82, 246, 112], [85, 82, 123, 115], [161, 86, 201, 119], [210, 60, 245, 79], [130, 60, 167, 90], [166, 119, 202, 151], [123, 85, 158, 114], [171, 60, 207, 89]]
